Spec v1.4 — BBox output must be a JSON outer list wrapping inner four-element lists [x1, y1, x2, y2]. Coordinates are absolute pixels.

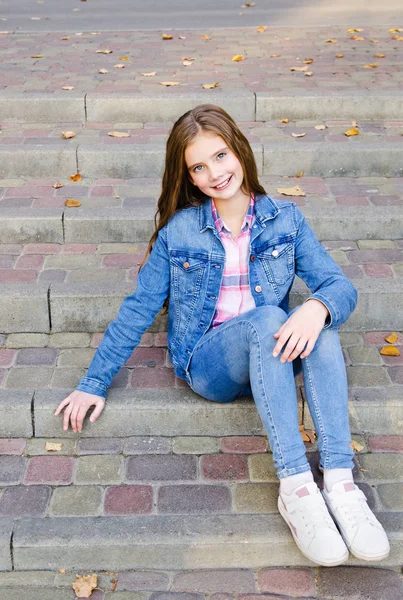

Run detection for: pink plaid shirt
[[209, 194, 256, 329]]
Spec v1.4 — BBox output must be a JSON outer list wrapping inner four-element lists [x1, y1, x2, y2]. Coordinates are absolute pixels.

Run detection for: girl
[[54, 104, 390, 567]]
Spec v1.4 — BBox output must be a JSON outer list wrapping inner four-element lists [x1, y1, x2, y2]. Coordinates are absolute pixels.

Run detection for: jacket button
[[255, 285, 262, 293], [183, 261, 190, 269], [250, 254, 255, 262], [271, 250, 279, 257]]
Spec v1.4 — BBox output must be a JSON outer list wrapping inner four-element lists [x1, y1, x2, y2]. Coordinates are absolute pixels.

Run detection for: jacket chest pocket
[[170, 252, 209, 296], [255, 238, 294, 285]]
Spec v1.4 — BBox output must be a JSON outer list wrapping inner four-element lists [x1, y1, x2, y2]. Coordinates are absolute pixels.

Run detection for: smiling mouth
[[213, 175, 232, 190]]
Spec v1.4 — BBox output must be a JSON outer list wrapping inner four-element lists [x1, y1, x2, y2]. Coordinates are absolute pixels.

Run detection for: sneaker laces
[[286, 492, 335, 536], [330, 487, 377, 528]]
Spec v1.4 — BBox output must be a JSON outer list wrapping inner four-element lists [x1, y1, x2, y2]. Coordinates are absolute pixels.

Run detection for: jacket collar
[[199, 192, 280, 233]]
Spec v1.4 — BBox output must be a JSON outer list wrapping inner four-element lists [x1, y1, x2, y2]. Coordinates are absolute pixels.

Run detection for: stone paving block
[[64, 208, 155, 243], [368, 435, 403, 453], [35, 389, 264, 438], [347, 346, 383, 366], [0, 284, 49, 333], [50, 367, 87, 388], [110, 570, 169, 591], [24, 455, 74, 485], [221, 436, 268, 454], [171, 569, 255, 593], [86, 92, 255, 123], [346, 366, 391, 387], [6, 333, 49, 348], [75, 455, 124, 484], [316, 566, 403, 600], [158, 485, 231, 514], [43, 254, 102, 270], [0, 589, 77, 600], [126, 455, 197, 481], [57, 347, 96, 367], [233, 483, 278, 513], [78, 145, 165, 179], [77, 437, 123, 455], [0, 146, 77, 178], [5, 367, 53, 389], [358, 454, 403, 481], [104, 485, 153, 515], [49, 486, 103, 516], [48, 333, 91, 348], [257, 567, 315, 597], [0, 390, 33, 437], [173, 437, 219, 455], [0, 485, 51, 517], [377, 483, 403, 510], [348, 398, 403, 435], [124, 437, 171, 455], [16, 347, 58, 366], [0, 455, 27, 484], [201, 454, 248, 481], [0, 517, 13, 570], [25, 437, 77, 456], [0, 570, 55, 587], [248, 454, 278, 482], [0, 438, 26, 455]]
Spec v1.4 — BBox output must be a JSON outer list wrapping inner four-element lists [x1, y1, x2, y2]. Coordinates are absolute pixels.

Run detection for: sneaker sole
[[277, 499, 349, 567]]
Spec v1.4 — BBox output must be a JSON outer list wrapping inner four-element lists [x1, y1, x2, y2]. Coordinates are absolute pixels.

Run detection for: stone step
[[1, 123, 403, 177], [2, 92, 403, 124], [1, 272, 403, 333]]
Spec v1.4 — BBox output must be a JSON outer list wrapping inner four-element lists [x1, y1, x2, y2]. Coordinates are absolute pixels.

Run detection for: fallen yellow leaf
[[257, 25, 267, 32], [344, 127, 360, 136], [351, 36, 365, 40], [70, 173, 83, 182], [315, 124, 327, 130], [296, 171, 304, 177], [380, 345, 400, 356], [159, 81, 180, 86], [392, 36, 403, 40], [305, 72, 313, 76], [119, 56, 129, 60], [98, 69, 108, 74], [385, 332, 399, 344], [363, 63, 378, 68], [347, 28, 364, 33], [303, 58, 314, 64], [370, 38, 379, 43], [389, 28, 402, 33], [290, 65, 309, 72], [162, 33, 173, 39], [141, 72, 156, 76], [96, 49, 113, 54], [72, 574, 98, 598], [182, 56, 196, 61], [178, 36, 186, 39], [270, 54, 281, 58], [280, 118, 289, 123], [291, 132, 306, 138], [108, 131, 131, 138], [276, 185, 306, 197], [183, 60, 193, 66], [299, 424, 316, 443], [52, 183, 64, 189], [202, 82, 220, 89], [243, 2, 256, 6], [351, 439, 364, 452], [60, 36, 70, 40], [45, 442, 62, 452], [65, 198, 81, 207], [232, 55, 245, 62], [113, 64, 125, 68], [336, 54, 344, 58], [374, 53, 385, 58], [31, 54, 44, 58], [201, 34, 211, 40], [62, 131, 76, 139], [325, 39, 337, 43], [62, 86, 74, 90]]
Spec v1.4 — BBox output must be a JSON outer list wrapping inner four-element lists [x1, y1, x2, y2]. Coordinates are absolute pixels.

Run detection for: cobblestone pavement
[[1, 26, 403, 95]]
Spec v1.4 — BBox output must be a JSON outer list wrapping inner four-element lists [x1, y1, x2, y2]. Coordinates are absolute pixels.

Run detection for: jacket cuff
[[76, 377, 107, 399], [303, 296, 335, 329]]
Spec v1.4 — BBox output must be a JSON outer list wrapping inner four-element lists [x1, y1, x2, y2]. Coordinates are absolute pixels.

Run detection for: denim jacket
[[76, 193, 358, 398]]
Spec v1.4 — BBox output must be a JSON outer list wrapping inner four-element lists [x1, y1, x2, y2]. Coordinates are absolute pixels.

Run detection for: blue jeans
[[188, 305, 355, 479]]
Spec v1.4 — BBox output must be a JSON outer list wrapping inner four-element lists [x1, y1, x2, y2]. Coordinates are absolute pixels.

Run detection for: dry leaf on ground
[[347, 28, 364, 33], [119, 56, 129, 60], [280, 118, 289, 123], [305, 72, 313, 77], [159, 81, 180, 86], [276, 185, 306, 197], [291, 132, 306, 138], [114, 64, 125, 68], [31, 54, 44, 58], [60, 36, 70, 40], [232, 55, 245, 61], [299, 425, 316, 443], [162, 33, 173, 39], [351, 439, 364, 452], [380, 346, 400, 356], [315, 124, 327, 130], [201, 34, 211, 40], [65, 198, 81, 207], [141, 72, 156, 77], [52, 183, 64, 189], [325, 39, 337, 43], [108, 131, 130, 138], [96, 49, 113, 54], [363, 63, 378, 68], [72, 574, 98, 598], [62, 86, 74, 90], [62, 131, 76, 139], [304, 58, 314, 64], [45, 442, 62, 452], [385, 333, 399, 344], [351, 36, 365, 41], [70, 173, 83, 182], [270, 54, 281, 58], [374, 53, 385, 58], [202, 82, 219, 89], [290, 66, 309, 72], [257, 25, 267, 32], [336, 54, 344, 58], [183, 60, 193, 66], [98, 69, 108, 74], [345, 128, 359, 136], [296, 171, 304, 177]]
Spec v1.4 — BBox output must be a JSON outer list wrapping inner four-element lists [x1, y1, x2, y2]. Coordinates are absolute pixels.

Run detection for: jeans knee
[[243, 305, 288, 338]]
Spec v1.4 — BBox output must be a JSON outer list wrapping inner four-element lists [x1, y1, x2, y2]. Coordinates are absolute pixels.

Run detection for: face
[[184, 130, 246, 203]]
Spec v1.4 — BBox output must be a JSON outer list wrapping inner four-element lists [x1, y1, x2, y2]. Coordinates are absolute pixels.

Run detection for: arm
[[76, 225, 170, 398]]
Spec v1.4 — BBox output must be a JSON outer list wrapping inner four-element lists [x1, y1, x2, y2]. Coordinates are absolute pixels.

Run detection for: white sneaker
[[278, 480, 349, 567], [322, 480, 390, 561]]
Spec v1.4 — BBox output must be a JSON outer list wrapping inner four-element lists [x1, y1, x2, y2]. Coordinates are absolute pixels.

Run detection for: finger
[[280, 333, 301, 362], [300, 338, 316, 359], [70, 404, 80, 432], [63, 404, 73, 431], [287, 338, 308, 361], [54, 397, 71, 415], [273, 322, 285, 339], [89, 401, 105, 423], [76, 406, 87, 432], [272, 329, 291, 357]]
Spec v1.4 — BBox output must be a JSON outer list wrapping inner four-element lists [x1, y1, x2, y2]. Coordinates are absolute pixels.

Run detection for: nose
[[208, 166, 223, 183]]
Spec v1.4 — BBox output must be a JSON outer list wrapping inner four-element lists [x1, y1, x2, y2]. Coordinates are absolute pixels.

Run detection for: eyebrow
[[187, 147, 228, 170]]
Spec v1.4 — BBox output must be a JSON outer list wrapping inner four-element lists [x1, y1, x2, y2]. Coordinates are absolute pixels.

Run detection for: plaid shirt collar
[[211, 193, 255, 234]]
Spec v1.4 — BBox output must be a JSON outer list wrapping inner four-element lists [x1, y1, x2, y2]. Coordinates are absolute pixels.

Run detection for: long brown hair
[[138, 103, 266, 310]]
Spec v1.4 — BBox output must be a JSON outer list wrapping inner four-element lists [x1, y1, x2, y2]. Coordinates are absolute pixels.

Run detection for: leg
[[188, 305, 311, 478]]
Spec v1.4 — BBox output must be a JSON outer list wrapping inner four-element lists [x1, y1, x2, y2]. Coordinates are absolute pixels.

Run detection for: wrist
[[305, 298, 330, 318]]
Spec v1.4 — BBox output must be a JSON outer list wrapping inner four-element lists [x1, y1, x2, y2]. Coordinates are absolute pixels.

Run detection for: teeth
[[215, 177, 231, 189]]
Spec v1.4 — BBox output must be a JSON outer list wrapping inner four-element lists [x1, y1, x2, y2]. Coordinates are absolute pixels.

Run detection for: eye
[[192, 152, 227, 173], [217, 152, 226, 159]]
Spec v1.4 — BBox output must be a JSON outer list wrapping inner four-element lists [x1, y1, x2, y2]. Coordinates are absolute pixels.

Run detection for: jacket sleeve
[[75, 226, 170, 398], [292, 203, 358, 329]]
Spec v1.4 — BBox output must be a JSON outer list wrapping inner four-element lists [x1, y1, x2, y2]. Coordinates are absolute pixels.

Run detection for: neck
[[213, 191, 251, 219]]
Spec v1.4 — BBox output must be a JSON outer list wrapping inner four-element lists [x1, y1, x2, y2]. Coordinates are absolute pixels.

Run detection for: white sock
[[280, 470, 314, 495], [324, 468, 354, 492]]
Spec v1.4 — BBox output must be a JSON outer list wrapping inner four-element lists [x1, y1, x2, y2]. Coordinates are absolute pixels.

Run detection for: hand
[[54, 390, 106, 432], [272, 300, 329, 363]]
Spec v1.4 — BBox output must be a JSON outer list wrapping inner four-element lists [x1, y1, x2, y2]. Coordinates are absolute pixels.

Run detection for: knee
[[243, 305, 288, 337]]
